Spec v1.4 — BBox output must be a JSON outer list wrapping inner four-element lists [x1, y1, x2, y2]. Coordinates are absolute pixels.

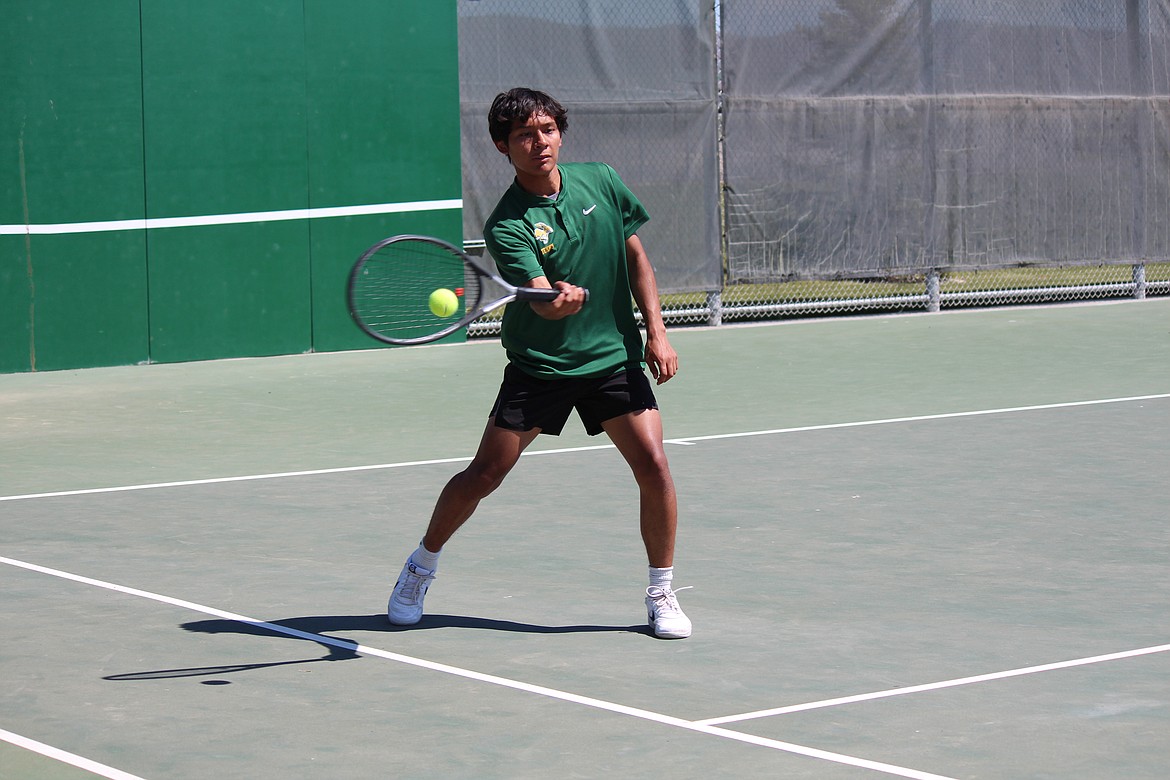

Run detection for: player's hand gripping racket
[[347, 234, 589, 346]]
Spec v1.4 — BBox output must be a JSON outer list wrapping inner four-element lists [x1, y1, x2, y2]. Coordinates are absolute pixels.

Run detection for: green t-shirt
[[484, 162, 650, 378]]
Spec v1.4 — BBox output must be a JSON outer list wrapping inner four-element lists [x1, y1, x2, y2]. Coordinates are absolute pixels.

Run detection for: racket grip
[[516, 286, 590, 302]]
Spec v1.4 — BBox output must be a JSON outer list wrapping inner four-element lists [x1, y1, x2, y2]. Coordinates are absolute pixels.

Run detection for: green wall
[[1, 1, 462, 372]]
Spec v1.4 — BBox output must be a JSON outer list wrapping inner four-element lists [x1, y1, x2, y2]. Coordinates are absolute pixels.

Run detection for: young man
[[387, 87, 690, 639]]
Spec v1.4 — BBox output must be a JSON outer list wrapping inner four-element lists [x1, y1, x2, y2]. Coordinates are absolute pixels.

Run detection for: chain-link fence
[[459, 1, 1170, 335]]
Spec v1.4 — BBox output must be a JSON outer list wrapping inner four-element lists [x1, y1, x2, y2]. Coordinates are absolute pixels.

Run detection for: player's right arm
[[487, 220, 584, 319], [525, 276, 586, 320]]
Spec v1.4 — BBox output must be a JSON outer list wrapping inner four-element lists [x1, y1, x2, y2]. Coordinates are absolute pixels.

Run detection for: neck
[[516, 166, 561, 197]]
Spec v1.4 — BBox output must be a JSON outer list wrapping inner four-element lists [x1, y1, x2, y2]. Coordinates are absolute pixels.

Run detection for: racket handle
[[516, 286, 590, 302]]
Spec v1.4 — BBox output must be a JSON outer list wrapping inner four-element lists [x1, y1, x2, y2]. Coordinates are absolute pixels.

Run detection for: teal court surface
[[2, 299, 1168, 779]]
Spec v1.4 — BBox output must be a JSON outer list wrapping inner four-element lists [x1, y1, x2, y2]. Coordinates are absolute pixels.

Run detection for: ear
[[494, 139, 509, 156]]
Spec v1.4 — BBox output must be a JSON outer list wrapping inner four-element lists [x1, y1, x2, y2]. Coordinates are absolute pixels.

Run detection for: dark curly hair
[[488, 88, 568, 144]]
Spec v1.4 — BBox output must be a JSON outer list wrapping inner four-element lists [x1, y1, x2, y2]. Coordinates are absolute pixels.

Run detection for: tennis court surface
[[2, 300, 1168, 779]]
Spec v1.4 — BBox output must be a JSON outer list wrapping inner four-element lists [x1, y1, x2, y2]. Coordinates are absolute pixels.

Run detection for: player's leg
[[423, 420, 541, 551], [602, 407, 691, 639], [428, 362, 579, 547], [388, 420, 539, 625], [600, 408, 677, 568]]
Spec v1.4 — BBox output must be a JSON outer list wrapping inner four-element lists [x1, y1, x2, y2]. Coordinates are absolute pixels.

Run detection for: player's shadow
[[103, 615, 648, 683], [186, 613, 649, 641], [262, 613, 649, 635]]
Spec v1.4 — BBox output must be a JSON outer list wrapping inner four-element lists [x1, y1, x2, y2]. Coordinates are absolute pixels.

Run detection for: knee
[[631, 449, 673, 490], [460, 460, 512, 498]]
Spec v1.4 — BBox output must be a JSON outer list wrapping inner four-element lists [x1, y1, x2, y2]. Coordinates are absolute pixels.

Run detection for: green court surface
[[2, 300, 1168, 779]]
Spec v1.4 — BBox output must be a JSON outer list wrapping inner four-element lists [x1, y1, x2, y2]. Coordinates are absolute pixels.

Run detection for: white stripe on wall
[[0, 199, 462, 236]]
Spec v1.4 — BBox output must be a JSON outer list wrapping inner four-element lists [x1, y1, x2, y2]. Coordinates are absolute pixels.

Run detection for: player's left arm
[[625, 234, 678, 384]]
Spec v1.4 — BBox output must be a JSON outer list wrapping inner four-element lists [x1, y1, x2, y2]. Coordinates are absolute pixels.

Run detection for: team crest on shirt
[[533, 222, 555, 255]]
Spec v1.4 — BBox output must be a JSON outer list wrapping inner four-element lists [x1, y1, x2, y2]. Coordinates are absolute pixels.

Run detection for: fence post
[[707, 290, 723, 327], [926, 269, 941, 312], [1134, 263, 1147, 299], [710, 0, 726, 326]]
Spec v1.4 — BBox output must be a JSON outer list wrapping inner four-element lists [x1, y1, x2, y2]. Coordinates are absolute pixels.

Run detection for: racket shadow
[[102, 655, 346, 682], [103, 617, 649, 683]]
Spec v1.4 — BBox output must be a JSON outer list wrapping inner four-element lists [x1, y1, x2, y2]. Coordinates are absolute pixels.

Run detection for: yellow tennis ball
[[428, 287, 459, 318]]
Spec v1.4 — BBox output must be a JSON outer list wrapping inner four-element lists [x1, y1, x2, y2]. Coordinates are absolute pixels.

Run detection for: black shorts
[[490, 364, 659, 436]]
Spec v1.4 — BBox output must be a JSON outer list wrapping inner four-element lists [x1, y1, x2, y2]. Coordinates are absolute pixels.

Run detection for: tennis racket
[[347, 234, 589, 346]]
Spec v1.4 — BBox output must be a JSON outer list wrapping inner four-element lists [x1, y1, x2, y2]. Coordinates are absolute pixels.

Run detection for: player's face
[[497, 112, 562, 179]]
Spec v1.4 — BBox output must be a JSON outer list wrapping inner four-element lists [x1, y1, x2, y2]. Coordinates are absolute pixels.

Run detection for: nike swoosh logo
[[582, 205, 597, 215]]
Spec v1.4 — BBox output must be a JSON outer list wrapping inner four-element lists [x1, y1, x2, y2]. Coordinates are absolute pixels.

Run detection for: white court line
[[0, 727, 148, 780], [0, 457, 476, 502], [0, 555, 955, 780], [0, 199, 462, 235], [668, 392, 1170, 445], [0, 446, 618, 503], [696, 643, 1170, 726], [2, 393, 1167, 504]]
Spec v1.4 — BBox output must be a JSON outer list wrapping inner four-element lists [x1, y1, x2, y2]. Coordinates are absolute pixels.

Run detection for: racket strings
[[350, 239, 482, 341]]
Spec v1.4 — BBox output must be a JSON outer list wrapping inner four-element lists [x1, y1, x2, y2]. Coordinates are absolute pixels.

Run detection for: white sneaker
[[645, 585, 692, 639], [387, 560, 435, 625]]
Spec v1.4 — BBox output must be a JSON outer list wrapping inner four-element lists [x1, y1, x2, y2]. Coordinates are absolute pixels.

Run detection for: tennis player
[[387, 87, 690, 639]]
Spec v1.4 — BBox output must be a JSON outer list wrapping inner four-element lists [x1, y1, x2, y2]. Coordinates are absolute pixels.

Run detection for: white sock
[[649, 566, 673, 591], [410, 542, 441, 572]]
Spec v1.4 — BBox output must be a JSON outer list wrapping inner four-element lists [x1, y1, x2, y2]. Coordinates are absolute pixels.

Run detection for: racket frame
[[347, 234, 582, 347]]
